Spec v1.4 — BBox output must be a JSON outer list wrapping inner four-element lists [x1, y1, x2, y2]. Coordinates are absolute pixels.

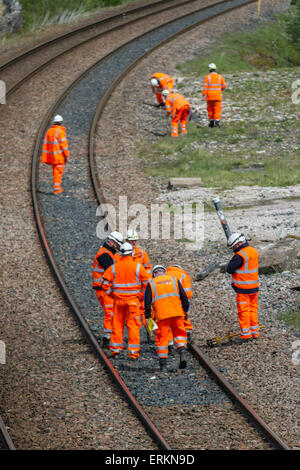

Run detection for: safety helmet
[[162, 89, 170, 97], [108, 231, 123, 247], [126, 229, 139, 241], [119, 242, 133, 256], [227, 233, 246, 249], [151, 78, 159, 87], [152, 264, 166, 275], [53, 114, 63, 123], [208, 63, 216, 70], [170, 264, 182, 270]]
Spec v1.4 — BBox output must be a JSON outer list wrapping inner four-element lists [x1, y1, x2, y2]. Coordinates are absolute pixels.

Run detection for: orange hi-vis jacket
[[232, 246, 260, 292], [101, 256, 150, 300], [151, 72, 174, 91], [41, 125, 70, 165], [114, 245, 152, 274], [166, 266, 193, 300], [148, 274, 185, 322], [165, 93, 190, 118], [202, 72, 227, 100], [92, 246, 114, 289]]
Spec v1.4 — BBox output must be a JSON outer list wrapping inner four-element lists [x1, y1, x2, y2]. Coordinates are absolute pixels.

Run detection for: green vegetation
[[19, 0, 136, 31], [176, 13, 300, 75], [277, 299, 300, 330]]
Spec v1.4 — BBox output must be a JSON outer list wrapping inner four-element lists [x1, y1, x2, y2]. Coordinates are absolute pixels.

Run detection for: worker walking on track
[[162, 89, 191, 137], [150, 72, 174, 107], [100, 242, 151, 360], [226, 233, 260, 342], [166, 265, 194, 342], [144, 265, 189, 371], [41, 115, 70, 194], [92, 231, 124, 347], [202, 63, 227, 128]]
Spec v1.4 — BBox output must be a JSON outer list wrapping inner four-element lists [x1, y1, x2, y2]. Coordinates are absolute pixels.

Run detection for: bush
[[286, 1, 300, 46]]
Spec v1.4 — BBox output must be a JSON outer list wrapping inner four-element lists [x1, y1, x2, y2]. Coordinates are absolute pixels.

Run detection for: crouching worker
[[144, 265, 189, 371]]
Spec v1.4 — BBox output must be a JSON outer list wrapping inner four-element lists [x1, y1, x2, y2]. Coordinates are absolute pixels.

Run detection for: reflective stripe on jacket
[[165, 93, 190, 118], [151, 72, 174, 91], [41, 125, 70, 165], [202, 72, 227, 100], [101, 256, 150, 300], [149, 274, 185, 321], [92, 246, 114, 288], [232, 246, 260, 291], [166, 266, 193, 299]]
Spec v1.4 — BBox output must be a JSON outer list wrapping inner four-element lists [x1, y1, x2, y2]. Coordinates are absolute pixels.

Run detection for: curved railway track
[[24, 0, 292, 450], [0, 416, 15, 450]]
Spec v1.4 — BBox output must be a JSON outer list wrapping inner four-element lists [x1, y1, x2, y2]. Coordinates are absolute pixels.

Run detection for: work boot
[[168, 344, 174, 356], [102, 336, 110, 348], [179, 351, 187, 369], [208, 120, 214, 128], [159, 358, 167, 371], [236, 337, 252, 345], [215, 120, 220, 127]]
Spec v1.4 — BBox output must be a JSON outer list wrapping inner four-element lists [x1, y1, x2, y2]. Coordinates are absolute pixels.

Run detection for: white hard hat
[[227, 233, 246, 249], [162, 89, 170, 97], [53, 114, 63, 123], [151, 78, 159, 87], [152, 264, 166, 275], [208, 63, 216, 70], [108, 231, 123, 246], [126, 229, 139, 241], [119, 242, 133, 256]]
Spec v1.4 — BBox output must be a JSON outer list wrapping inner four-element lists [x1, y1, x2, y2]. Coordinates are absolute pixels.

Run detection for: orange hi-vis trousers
[[109, 298, 141, 359], [96, 290, 114, 339], [206, 100, 222, 121], [171, 105, 190, 137], [236, 292, 259, 339], [52, 163, 64, 194], [155, 316, 187, 359]]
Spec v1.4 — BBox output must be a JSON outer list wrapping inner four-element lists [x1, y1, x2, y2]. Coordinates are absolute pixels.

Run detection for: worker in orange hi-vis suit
[[150, 73, 174, 107], [202, 63, 227, 128], [144, 265, 189, 371], [226, 233, 260, 342], [114, 229, 152, 328], [166, 265, 194, 345], [100, 242, 151, 360], [162, 89, 191, 137], [92, 231, 124, 347], [41, 115, 70, 194]]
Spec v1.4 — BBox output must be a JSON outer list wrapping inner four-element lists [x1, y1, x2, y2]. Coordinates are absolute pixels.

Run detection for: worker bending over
[[144, 265, 189, 371], [226, 233, 260, 342], [92, 231, 124, 346], [202, 63, 227, 128], [150, 73, 174, 107], [101, 242, 151, 360], [41, 114, 70, 194], [163, 89, 191, 137]]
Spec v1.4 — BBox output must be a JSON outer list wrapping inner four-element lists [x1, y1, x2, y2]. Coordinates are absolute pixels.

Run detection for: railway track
[[26, 0, 292, 450], [0, 417, 15, 450]]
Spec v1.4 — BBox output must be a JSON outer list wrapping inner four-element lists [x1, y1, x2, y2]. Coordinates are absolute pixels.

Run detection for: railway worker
[[144, 265, 189, 371], [150, 72, 174, 107], [202, 63, 227, 128], [41, 114, 70, 194], [166, 265, 194, 343], [162, 89, 191, 137], [226, 233, 260, 342], [115, 229, 152, 327], [92, 231, 124, 347], [100, 242, 151, 360]]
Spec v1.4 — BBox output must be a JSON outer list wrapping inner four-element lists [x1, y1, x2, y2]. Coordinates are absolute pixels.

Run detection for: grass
[[277, 299, 300, 330]]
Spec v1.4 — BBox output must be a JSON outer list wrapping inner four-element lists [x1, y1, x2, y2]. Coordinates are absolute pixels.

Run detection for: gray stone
[[259, 238, 300, 274], [168, 177, 203, 190], [0, 0, 23, 36]]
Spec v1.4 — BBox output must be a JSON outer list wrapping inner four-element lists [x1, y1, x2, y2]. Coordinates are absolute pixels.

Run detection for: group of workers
[[150, 63, 227, 136], [92, 229, 194, 371]]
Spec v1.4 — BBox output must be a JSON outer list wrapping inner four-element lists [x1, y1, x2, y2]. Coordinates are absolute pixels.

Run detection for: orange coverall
[[165, 92, 191, 137], [166, 266, 193, 333], [151, 72, 174, 104], [100, 256, 150, 359], [202, 72, 227, 123], [145, 274, 188, 361], [227, 245, 260, 339], [41, 125, 70, 194]]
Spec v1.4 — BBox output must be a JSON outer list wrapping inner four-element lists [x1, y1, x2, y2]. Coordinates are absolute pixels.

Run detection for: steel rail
[[0, 416, 15, 450], [30, 0, 291, 451]]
